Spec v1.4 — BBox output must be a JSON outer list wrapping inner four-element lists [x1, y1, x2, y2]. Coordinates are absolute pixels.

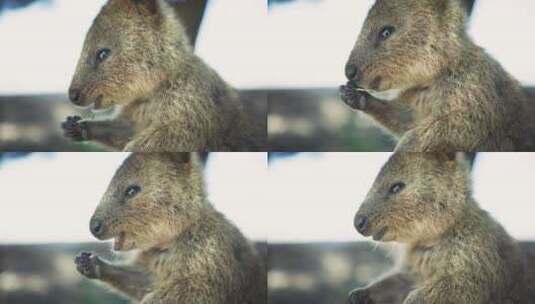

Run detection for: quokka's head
[[354, 152, 471, 244], [89, 153, 206, 251], [344, 0, 468, 100], [68, 0, 191, 110]]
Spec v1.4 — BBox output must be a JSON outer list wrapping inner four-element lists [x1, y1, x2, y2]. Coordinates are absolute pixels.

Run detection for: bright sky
[[195, 0, 268, 89], [268, 153, 535, 243], [1, 153, 534, 244], [267, 0, 535, 88], [0, 0, 267, 94], [0, 153, 268, 244], [1, 0, 533, 93]]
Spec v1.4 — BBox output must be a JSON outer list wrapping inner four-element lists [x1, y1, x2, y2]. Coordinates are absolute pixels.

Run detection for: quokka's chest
[[120, 100, 159, 129], [397, 88, 441, 121], [406, 248, 443, 281], [140, 252, 183, 281]]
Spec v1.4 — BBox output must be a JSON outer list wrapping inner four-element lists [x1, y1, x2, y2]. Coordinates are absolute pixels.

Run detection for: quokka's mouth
[[113, 232, 126, 251], [73, 97, 111, 113], [89, 104, 115, 115], [93, 95, 105, 110], [345, 81, 402, 101], [367, 89, 402, 101], [372, 227, 388, 241], [344, 81, 365, 91], [88, 95, 112, 112], [345, 83, 373, 97]]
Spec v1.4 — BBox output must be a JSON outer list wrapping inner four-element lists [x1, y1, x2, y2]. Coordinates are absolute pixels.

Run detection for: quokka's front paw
[[61, 116, 88, 141], [75, 252, 101, 279], [347, 288, 374, 304], [340, 84, 369, 111]]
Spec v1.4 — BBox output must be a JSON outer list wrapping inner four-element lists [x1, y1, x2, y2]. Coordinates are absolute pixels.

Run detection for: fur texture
[[74, 153, 266, 304], [348, 153, 530, 304], [341, 0, 535, 151], [63, 0, 264, 152]]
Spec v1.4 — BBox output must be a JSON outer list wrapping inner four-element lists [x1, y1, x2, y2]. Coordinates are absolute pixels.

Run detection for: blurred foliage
[[268, 242, 394, 304], [0, 243, 130, 304], [0, 91, 265, 152], [1, 242, 266, 304], [269, 241, 535, 304], [2, 241, 534, 303], [0, 95, 107, 151], [269, 87, 535, 152], [1, 242, 255, 303], [268, 89, 395, 152]]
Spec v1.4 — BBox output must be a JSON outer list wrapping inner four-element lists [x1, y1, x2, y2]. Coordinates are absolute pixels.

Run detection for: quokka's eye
[[388, 182, 405, 195], [124, 185, 141, 199], [378, 26, 395, 41], [96, 48, 111, 63]]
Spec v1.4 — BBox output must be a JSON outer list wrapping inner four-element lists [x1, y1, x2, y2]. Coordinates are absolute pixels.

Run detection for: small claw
[[61, 116, 88, 141], [347, 288, 372, 304], [74, 252, 100, 279], [340, 83, 368, 111]]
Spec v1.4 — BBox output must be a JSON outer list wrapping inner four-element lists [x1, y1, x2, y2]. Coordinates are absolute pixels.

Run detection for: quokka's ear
[[157, 0, 180, 23], [130, 0, 158, 15], [437, 0, 468, 24], [129, 0, 175, 18], [167, 153, 192, 165]]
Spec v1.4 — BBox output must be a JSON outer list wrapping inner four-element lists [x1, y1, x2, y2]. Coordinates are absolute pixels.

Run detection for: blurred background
[[0, 152, 268, 303], [266, 152, 535, 304], [3, 0, 534, 152], [0, 0, 267, 151], [267, 0, 535, 151]]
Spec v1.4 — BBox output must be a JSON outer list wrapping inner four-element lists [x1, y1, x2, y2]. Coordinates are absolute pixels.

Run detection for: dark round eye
[[96, 48, 111, 63], [388, 182, 405, 195], [378, 26, 395, 41], [124, 185, 141, 199]]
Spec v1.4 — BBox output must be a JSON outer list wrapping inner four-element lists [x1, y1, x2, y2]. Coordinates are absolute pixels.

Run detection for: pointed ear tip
[[129, 0, 159, 15]]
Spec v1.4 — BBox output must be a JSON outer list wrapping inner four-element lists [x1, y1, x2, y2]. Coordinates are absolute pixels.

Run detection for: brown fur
[[74, 153, 266, 304], [341, 0, 535, 151], [65, 0, 264, 152], [348, 153, 530, 304]]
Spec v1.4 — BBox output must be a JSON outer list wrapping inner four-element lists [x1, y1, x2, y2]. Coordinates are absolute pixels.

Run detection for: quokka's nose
[[354, 215, 370, 235], [90, 217, 105, 238], [69, 88, 81, 103], [345, 64, 362, 82]]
